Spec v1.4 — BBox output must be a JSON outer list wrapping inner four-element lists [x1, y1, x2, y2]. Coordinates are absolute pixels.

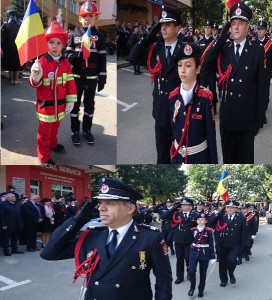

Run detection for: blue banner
[[148, 0, 164, 6]]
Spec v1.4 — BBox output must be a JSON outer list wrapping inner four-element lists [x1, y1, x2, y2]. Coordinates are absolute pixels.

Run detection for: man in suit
[[21, 195, 43, 251], [208, 200, 246, 287], [201, 2, 266, 163], [41, 178, 172, 300], [129, 6, 184, 163], [0, 193, 24, 255]]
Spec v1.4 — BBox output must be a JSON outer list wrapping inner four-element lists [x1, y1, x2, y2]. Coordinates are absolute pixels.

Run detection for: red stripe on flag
[[17, 34, 48, 65]]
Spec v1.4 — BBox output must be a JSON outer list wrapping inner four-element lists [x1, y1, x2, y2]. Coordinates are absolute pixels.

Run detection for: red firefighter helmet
[[45, 20, 69, 46], [78, 0, 102, 17]]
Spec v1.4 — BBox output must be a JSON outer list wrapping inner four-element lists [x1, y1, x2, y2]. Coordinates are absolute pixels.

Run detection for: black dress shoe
[[220, 282, 227, 287], [198, 292, 204, 298], [51, 144, 65, 153], [11, 250, 24, 254], [230, 275, 236, 284], [4, 252, 11, 256], [245, 255, 250, 261], [188, 289, 194, 296], [174, 278, 183, 284], [237, 258, 242, 265]]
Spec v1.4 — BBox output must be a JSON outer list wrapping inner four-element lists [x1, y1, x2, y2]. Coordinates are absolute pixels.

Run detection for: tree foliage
[[244, 0, 270, 26]]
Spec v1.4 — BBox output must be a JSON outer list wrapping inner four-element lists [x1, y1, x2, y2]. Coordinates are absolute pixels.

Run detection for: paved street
[[0, 221, 271, 300], [1, 55, 117, 165], [117, 65, 272, 164]]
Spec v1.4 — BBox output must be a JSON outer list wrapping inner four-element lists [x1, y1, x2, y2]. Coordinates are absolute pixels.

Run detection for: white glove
[[210, 259, 217, 265], [251, 235, 256, 240], [31, 59, 43, 82], [65, 102, 74, 114]]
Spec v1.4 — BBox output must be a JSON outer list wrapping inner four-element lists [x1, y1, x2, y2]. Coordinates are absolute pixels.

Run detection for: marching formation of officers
[[144, 197, 259, 297]]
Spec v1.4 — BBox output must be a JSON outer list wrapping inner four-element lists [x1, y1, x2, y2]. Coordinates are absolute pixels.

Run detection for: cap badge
[[229, 201, 233, 206], [162, 11, 167, 18], [84, 1, 93, 13], [184, 44, 193, 56], [235, 7, 242, 15], [101, 184, 109, 194]]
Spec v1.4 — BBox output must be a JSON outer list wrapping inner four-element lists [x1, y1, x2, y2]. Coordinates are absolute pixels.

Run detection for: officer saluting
[[208, 200, 246, 287], [41, 178, 172, 300], [201, 2, 266, 163], [129, 6, 183, 164]]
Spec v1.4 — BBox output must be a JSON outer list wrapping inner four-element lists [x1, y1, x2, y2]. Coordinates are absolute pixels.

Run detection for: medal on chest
[[139, 251, 147, 270]]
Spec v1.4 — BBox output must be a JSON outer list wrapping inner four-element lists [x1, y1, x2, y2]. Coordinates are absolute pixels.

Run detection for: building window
[[69, 0, 77, 14], [52, 183, 74, 198], [55, 0, 66, 8], [30, 180, 40, 196]]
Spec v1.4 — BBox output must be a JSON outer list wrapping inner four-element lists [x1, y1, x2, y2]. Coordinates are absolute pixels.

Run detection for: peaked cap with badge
[[225, 200, 239, 207], [159, 5, 182, 25], [95, 178, 143, 203], [175, 42, 201, 62], [257, 20, 267, 29], [229, 2, 252, 22]]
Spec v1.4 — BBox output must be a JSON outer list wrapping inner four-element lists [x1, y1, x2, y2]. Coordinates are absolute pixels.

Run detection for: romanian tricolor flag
[[82, 25, 91, 66], [15, 0, 48, 66], [217, 167, 229, 202]]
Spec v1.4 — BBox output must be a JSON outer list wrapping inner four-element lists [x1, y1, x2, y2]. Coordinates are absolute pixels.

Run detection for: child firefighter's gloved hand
[[31, 59, 43, 82], [65, 102, 74, 114]]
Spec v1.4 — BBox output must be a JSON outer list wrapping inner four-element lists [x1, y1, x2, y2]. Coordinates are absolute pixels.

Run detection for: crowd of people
[[0, 186, 89, 256], [128, 3, 272, 164]]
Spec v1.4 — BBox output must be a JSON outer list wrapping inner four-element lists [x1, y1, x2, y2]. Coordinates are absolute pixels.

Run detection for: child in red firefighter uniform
[[168, 42, 218, 164], [29, 21, 77, 165]]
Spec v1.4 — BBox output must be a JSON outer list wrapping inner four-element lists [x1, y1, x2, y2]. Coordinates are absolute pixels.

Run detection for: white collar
[[180, 82, 195, 106], [234, 38, 246, 50], [197, 225, 205, 232], [108, 219, 133, 239]]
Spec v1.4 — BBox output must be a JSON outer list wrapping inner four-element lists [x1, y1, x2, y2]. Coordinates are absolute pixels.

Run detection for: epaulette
[[198, 86, 213, 101], [138, 223, 160, 231], [168, 87, 179, 99], [205, 227, 213, 232]]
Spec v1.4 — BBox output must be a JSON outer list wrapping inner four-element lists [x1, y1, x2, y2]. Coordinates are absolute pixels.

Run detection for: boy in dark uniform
[[65, 0, 107, 145], [188, 213, 216, 298], [41, 178, 172, 300], [168, 42, 218, 163]]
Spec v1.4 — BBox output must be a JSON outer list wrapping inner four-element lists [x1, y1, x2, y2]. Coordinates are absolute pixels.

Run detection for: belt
[[192, 243, 209, 248], [37, 99, 66, 107], [174, 139, 208, 157]]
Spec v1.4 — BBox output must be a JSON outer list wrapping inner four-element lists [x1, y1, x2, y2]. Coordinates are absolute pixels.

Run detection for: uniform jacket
[[129, 37, 182, 128], [65, 26, 107, 84], [168, 84, 218, 164], [41, 218, 172, 300], [198, 36, 214, 55], [244, 212, 258, 235], [0, 201, 21, 232], [209, 212, 246, 249], [53, 202, 68, 224], [201, 38, 266, 130], [21, 201, 41, 225], [189, 226, 215, 260], [171, 210, 198, 244], [29, 53, 77, 123]]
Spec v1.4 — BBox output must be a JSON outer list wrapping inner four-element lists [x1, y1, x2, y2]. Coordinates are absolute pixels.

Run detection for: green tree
[[244, 0, 270, 26]]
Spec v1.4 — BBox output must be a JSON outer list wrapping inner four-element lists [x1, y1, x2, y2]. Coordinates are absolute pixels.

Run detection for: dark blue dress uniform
[[169, 199, 198, 283], [201, 3, 266, 163], [189, 225, 215, 295], [128, 6, 184, 164], [169, 83, 218, 163], [41, 178, 172, 300], [243, 208, 258, 258], [152, 199, 175, 254], [208, 201, 246, 286]]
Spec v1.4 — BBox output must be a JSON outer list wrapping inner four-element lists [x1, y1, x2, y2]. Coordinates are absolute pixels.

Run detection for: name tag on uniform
[[192, 114, 202, 120]]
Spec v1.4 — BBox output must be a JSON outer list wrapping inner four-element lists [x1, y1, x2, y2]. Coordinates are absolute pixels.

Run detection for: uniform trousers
[[24, 223, 38, 250], [217, 245, 240, 282], [161, 222, 174, 250], [71, 77, 97, 133], [175, 243, 190, 280], [189, 258, 209, 292], [2, 229, 19, 253], [37, 120, 60, 162], [155, 123, 172, 164], [220, 124, 254, 163]]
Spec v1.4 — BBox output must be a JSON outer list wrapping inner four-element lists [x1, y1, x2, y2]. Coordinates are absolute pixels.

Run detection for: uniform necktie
[[235, 44, 240, 63], [184, 213, 187, 220], [166, 45, 172, 64], [229, 215, 232, 221], [107, 230, 119, 258]]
